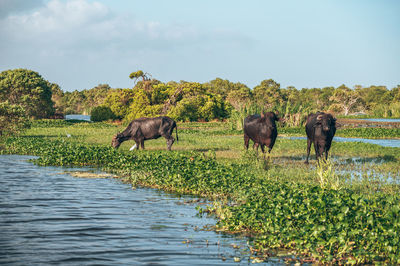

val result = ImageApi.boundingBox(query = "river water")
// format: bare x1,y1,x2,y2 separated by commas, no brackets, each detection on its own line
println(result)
359,118,400,123
65,114,91,121
0,155,274,265
283,136,400,148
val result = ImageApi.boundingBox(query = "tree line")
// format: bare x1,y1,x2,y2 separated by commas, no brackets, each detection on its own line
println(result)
1,68,400,134
54,71,400,125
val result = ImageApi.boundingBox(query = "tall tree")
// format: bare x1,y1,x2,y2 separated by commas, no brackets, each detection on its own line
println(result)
252,79,284,110
0,69,55,118
392,85,400,102
83,84,112,110
205,78,249,100
357,85,391,110
330,85,361,115
103,89,135,119
129,70,152,91
49,82,64,114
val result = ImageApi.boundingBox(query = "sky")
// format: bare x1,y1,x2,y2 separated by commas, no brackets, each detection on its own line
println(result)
0,0,399,92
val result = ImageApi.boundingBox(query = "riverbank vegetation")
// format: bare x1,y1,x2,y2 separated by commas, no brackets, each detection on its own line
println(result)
2,68,400,137
1,67,400,263
1,120,399,264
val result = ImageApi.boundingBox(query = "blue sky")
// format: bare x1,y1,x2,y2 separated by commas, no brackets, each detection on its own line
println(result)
0,0,399,91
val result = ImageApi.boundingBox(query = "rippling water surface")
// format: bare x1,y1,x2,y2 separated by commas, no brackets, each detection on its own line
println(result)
282,136,400,148
0,155,267,265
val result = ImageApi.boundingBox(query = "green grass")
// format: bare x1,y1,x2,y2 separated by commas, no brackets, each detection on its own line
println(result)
1,119,400,264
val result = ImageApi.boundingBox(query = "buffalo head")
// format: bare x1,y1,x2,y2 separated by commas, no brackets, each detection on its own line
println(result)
111,132,123,149
261,112,280,122
316,114,336,131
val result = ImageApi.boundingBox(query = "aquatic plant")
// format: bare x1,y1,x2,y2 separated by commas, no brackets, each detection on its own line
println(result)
2,135,400,264
316,158,341,190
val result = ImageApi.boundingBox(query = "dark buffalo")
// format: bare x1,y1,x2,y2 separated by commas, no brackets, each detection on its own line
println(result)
305,112,336,163
111,116,178,150
244,112,280,153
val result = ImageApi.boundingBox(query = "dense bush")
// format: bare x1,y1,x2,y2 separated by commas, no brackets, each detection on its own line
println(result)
0,68,55,118
90,106,115,122
0,102,30,135
168,94,228,122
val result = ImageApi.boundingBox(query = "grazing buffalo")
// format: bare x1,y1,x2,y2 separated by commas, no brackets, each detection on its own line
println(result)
244,112,280,154
111,116,178,150
305,112,336,163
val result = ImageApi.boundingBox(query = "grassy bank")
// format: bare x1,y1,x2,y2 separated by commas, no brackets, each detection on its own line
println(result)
1,120,400,263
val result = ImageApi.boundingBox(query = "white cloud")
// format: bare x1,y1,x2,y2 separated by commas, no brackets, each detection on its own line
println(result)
0,0,251,90
0,0,43,18
1,0,247,50
3,0,113,40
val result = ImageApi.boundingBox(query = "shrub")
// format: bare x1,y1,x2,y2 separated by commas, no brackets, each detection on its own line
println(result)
90,106,115,122
0,102,30,135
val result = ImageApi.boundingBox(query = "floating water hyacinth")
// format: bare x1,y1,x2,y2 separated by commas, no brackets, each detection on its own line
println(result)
2,121,400,264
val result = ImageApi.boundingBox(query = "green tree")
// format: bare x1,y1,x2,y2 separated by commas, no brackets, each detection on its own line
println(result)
103,89,135,119
90,106,115,122
0,69,55,118
129,70,153,91
129,70,151,83
167,82,229,121
357,85,391,110
329,85,361,115
205,78,250,100
83,84,111,110
226,86,252,111
62,90,86,114
252,79,285,110
49,82,65,114
392,85,400,102
124,83,175,120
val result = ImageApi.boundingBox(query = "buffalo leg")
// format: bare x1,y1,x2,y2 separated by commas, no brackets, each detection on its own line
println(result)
253,142,259,154
268,138,276,153
140,139,145,150
244,134,250,150
314,142,320,161
325,142,332,160
260,144,265,153
166,137,174,151
305,138,311,164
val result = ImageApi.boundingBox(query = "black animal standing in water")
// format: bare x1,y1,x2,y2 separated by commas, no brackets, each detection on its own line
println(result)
243,112,280,154
305,112,337,163
111,116,178,150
